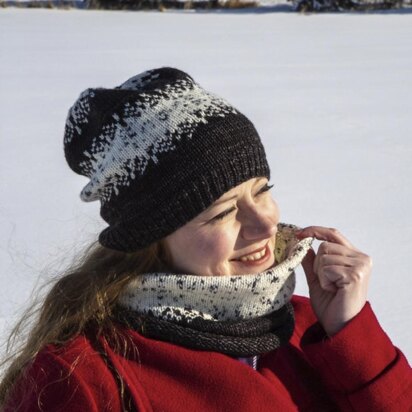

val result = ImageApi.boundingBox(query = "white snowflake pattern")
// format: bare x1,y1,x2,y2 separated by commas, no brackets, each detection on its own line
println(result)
79,80,238,203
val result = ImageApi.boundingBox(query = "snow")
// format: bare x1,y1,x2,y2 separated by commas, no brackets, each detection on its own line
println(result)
0,8,411,362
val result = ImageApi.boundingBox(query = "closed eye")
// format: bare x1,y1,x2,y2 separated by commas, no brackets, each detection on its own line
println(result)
211,183,274,222
256,183,274,195
212,206,237,221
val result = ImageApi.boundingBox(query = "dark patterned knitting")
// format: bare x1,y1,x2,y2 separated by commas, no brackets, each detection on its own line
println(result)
64,67,270,252
114,303,294,357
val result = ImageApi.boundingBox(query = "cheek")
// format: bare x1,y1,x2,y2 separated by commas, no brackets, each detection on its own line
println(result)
168,226,235,275
192,229,234,265
266,197,280,221
268,195,279,209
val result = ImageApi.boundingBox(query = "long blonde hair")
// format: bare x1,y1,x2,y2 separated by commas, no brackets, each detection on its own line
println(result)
0,239,171,407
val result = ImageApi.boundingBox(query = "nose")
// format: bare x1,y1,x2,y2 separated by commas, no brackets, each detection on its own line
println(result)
239,205,278,241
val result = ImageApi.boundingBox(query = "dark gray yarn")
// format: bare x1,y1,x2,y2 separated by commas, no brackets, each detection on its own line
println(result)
114,302,295,357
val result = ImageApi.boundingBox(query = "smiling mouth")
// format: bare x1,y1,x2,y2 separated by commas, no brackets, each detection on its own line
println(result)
232,243,272,266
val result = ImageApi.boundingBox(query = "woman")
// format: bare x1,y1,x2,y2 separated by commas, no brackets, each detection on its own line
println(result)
1,67,410,411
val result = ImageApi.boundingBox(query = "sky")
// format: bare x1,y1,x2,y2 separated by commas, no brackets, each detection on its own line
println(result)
0,7,411,361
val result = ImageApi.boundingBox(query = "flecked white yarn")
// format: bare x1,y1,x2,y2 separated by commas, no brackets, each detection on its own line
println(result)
75,77,238,203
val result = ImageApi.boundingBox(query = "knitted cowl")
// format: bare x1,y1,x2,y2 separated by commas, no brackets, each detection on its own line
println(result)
115,223,314,357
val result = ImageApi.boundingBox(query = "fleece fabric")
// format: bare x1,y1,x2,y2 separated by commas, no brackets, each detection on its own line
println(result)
4,295,412,412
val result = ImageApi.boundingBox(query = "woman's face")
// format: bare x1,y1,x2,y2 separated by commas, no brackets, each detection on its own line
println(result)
164,177,280,276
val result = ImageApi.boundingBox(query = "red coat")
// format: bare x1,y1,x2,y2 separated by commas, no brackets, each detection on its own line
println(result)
5,296,412,411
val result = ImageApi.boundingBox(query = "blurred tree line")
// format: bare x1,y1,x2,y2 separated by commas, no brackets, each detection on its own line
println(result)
2,0,410,11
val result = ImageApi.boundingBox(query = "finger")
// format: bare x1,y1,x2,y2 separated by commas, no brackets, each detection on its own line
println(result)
319,265,351,290
301,247,319,288
318,266,350,292
296,226,359,251
314,252,362,275
317,241,360,258
318,279,338,293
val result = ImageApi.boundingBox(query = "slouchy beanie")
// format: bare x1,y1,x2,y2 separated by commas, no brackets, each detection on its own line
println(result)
64,67,270,252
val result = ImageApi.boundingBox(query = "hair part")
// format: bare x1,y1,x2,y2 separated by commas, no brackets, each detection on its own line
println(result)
0,239,171,407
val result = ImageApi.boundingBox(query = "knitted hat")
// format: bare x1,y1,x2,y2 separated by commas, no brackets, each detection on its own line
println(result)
64,67,270,252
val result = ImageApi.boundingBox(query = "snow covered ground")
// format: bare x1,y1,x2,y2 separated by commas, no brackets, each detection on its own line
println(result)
0,8,411,361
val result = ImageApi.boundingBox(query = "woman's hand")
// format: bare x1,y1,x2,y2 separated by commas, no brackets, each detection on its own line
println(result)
295,226,372,337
